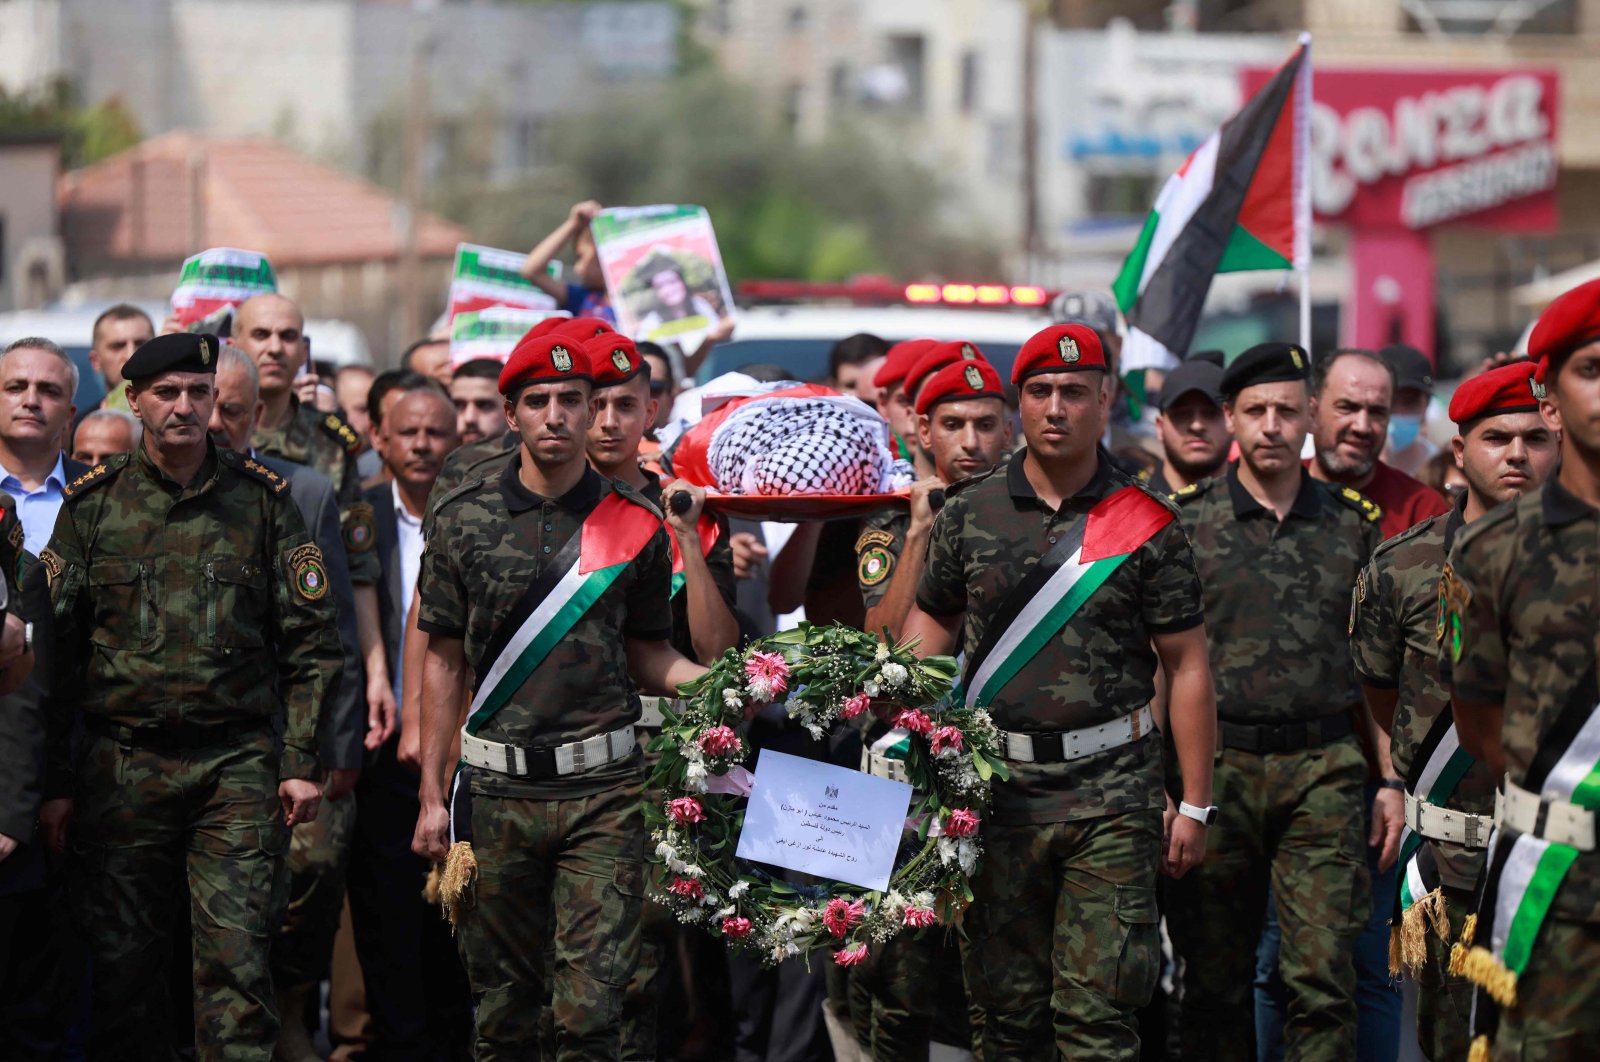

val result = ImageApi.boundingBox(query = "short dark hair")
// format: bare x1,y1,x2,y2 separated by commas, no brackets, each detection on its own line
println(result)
367,369,432,430
636,341,672,387
1311,347,1396,397
451,357,503,383
91,303,153,345
827,333,890,380
399,337,448,372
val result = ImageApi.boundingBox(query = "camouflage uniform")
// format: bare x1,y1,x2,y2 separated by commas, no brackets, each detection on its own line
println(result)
916,450,1204,1060
855,507,909,614
1349,499,1496,1061
1447,479,1600,1058
418,455,672,1061
43,444,342,1062
1168,465,1381,1062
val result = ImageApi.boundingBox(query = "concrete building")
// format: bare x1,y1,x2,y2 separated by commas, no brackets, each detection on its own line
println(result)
0,133,63,313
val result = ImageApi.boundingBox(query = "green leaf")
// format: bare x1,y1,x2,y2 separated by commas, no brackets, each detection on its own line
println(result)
971,751,993,782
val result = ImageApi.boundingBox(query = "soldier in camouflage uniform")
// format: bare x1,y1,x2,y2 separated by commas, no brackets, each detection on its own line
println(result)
1350,360,1558,1061
1446,277,1600,1059
848,356,1011,1061
1167,342,1386,1062
41,332,343,1062
902,324,1217,1060
412,332,708,1060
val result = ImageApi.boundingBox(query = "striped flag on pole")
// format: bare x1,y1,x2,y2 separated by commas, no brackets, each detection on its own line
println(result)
1113,35,1312,374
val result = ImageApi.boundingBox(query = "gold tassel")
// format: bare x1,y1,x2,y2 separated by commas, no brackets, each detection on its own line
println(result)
1450,912,1479,976
1460,912,1478,947
438,841,478,928
423,863,442,905
1388,922,1405,978
1391,887,1449,976
1458,945,1518,1007
1467,1034,1491,1062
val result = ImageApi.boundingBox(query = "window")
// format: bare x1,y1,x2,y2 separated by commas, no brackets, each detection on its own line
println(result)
959,51,980,113
887,34,925,112
1086,173,1159,217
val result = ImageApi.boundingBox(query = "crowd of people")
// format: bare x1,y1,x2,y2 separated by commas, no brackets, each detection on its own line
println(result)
0,220,1596,1062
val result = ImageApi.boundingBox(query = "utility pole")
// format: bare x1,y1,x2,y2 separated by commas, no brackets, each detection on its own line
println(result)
397,0,437,353
1020,0,1044,271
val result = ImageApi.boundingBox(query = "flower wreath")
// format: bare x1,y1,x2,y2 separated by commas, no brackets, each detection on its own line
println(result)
646,623,1009,966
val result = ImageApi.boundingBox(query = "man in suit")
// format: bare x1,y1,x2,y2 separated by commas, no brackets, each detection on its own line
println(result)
348,383,473,1060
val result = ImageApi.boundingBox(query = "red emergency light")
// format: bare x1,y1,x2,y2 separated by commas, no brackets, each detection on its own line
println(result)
738,277,1059,308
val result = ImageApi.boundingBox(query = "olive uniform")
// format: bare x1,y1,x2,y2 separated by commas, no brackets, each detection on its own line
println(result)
418,456,672,1060
916,449,1204,1059
1168,465,1381,1062
44,443,342,1062
1446,479,1600,1059
1349,499,1496,1061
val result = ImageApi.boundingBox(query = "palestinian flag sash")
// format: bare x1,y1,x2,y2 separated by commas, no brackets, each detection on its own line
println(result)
962,486,1173,708
1460,666,1600,1058
668,514,721,599
1390,707,1476,974
464,490,662,738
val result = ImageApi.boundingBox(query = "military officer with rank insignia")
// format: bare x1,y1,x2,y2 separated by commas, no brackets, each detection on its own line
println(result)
40,331,343,1062
412,331,709,1060
1167,341,1387,1062
1446,276,1600,1059
1350,360,1558,1061
901,323,1217,1060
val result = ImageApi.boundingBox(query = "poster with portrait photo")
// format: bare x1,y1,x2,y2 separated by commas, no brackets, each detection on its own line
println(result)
590,205,735,352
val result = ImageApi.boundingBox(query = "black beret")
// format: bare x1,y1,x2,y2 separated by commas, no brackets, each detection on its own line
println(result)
1220,342,1309,399
122,333,221,382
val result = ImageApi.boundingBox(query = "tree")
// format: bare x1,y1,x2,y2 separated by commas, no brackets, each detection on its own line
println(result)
0,79,141,168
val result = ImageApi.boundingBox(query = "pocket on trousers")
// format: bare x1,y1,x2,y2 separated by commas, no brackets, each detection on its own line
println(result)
194,822,286,935
596,857,646,988
1112,883,1161,1007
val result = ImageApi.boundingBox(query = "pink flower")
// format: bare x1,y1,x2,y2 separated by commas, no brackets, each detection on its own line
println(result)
668,877,704,901
841,693,872,720
943,808,979,839
699,726,742,757
744,651,790,696
930,726,964,754
667,796,705,827
903,906,937,929
895,709,934,735
833,942,869,966
822,897,865,938
722,916,752,939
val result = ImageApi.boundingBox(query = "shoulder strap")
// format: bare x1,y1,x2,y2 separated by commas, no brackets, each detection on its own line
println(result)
62,454,127,500
319,411,363,456
222,450,292,496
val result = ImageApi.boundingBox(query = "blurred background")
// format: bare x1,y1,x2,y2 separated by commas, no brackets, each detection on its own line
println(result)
1,0,1597,378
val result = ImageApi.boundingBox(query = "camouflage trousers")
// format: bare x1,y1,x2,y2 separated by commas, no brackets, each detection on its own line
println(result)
455,780,645,1061
961,807,1163,1061
1168,737,1368,1062
67,726,288,1062
1411,881,1475,1062
1487,915,1600,1061
271,788,356,986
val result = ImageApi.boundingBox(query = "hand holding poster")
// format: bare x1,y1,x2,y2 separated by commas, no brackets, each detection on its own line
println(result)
447,243,558,322
449,306,565,363
170,248,278,330
590,205,735,352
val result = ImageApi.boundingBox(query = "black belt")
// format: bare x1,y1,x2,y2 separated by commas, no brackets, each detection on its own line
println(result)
85,716,271,750
1219,713,1352,755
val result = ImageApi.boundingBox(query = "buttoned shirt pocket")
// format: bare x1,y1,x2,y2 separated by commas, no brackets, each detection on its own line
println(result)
203,556,269,648
88,558,153,649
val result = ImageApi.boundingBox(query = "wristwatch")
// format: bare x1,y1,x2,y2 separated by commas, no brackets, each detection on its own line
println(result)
1378,777,1406,792
1178,801,1219,826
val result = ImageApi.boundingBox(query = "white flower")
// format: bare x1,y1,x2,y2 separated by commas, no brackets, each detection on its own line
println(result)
957,840,978,876
937,837,959,867
874,643,890,662
936,745,960,760
684,744,704,764
700,889,720,907
682,864,705,880
681,907,706,923
748,677,778,702
686,762,709,792
879,663,909,688
723,689,744,710
912,890,935,908
655,841,677,863
863,680,881,698
804,722,824,741
790,908,816,932
729,881,750,899
714,905,737,921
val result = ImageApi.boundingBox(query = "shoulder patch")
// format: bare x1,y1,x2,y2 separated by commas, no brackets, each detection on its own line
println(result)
612,478,664,521
859,545,893,587
230,453,292,495
288,543,329,601
62,457,122,500
342,501,377,553
1336,485,1383,523
318,412,363,456
7,517,21,553
40,546,62,587
1436,561,1472,661
855,528,896,555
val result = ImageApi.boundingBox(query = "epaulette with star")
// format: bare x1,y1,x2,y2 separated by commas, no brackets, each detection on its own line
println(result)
1168,477,1217,505
319,411,364,456
1333,485,1383,523
222,449,291,495
62,455,127,500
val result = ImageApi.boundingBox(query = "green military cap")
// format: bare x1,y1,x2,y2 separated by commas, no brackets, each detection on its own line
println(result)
122,332,220,381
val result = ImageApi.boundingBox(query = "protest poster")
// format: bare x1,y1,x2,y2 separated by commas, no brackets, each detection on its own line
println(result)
169,248,278,330
589,205,735,351
447,242,558,323
449,306,564,364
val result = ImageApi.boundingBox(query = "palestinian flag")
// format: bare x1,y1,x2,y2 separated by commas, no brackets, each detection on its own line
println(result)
1113,37,1311,374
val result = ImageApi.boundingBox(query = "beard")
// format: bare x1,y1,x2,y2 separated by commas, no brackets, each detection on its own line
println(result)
1164,445,1225,482
1315,443,1376,481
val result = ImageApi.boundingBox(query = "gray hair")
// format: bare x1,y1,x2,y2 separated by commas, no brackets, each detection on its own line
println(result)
217,344,260,403
1,336,82,397
76,406,142,448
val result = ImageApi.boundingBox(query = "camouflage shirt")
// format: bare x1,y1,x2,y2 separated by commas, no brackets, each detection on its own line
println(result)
423,432,518,535
1350,499,1495,891
916,449,1203,826
417,456,673,799
1447,478,1600,923
855,507,910,612
252,398,378,584
1175,464,1381,724
43,444,343,781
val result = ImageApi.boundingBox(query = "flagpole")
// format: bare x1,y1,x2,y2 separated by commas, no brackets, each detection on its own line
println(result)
1296,32,1313,354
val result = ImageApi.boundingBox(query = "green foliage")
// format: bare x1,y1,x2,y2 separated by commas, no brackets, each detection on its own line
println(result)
0,79,141,167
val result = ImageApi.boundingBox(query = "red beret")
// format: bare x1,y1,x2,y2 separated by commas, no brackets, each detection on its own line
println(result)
587,334,644,388
872,338,939,391
1530,276,1600,383
498,333,593,396
1011,324,1106,384
905,340,986,398
1448,361,1544,425
525,315,616,342
915,358,1004,416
